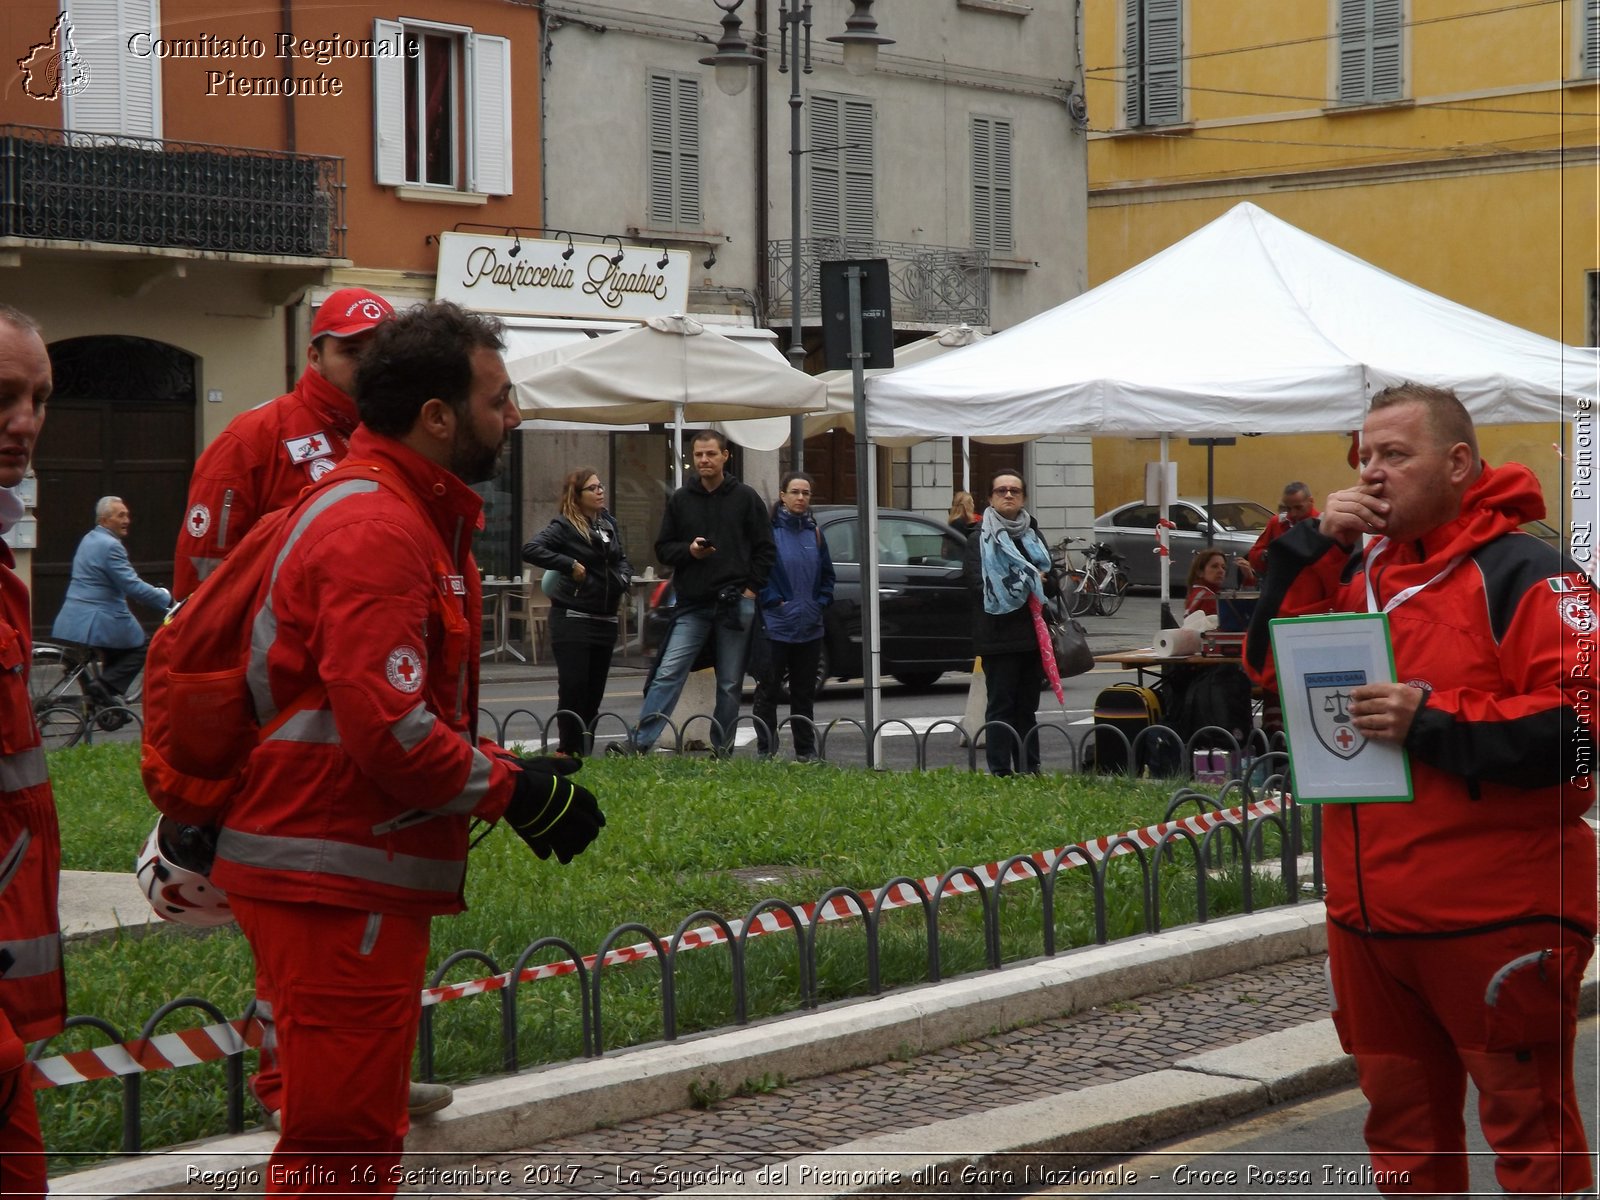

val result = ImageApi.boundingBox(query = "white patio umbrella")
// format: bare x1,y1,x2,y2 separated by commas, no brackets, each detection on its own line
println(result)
508,315,828,483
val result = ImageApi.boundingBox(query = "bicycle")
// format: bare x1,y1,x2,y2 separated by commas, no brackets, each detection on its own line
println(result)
1050,537,1130,617
30,641,143,749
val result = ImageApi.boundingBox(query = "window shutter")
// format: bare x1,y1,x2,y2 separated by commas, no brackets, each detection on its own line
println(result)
990,118,1014,253
1123,0,1141,126
1587,0,1600,75
467,33,511,195
62,0,162,138
675,75,702,226
841,97,875,241
807,94,842,237
1369,0,1402,100
1141,0,1182,125
1336,0,1369,101
372,19,405,186
646,74,676,225
972,117,993,250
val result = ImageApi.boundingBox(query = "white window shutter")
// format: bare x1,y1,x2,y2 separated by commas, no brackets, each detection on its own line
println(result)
62,0,161,138
467,33,511,195
372,19,406,186
675,75,702,226
807,94,842,237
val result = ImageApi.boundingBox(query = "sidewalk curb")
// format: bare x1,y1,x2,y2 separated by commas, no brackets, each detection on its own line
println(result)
57,907,1330,1196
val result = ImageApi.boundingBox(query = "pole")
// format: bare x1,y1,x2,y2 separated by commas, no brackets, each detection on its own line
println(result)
847,265,881,763
786,2,807,472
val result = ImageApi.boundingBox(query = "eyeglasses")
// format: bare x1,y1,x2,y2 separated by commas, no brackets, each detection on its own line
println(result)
991,486,1024,497
581,484,605,493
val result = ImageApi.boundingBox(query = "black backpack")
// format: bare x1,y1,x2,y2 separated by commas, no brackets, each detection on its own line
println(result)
1166,665,1254,751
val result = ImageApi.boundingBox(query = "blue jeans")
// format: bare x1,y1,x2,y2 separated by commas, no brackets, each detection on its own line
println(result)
635,598,755,752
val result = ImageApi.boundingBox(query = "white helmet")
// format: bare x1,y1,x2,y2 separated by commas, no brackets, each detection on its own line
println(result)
135,818,234,928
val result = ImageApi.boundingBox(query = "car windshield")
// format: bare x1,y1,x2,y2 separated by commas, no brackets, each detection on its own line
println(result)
1208,502,1275,532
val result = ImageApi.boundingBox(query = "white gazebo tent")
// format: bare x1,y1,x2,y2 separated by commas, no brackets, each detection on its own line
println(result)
869,202,1599,594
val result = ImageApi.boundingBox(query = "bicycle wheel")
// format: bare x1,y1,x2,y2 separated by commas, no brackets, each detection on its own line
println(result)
1096,567,1129,616
30,644,87,712
35,705,87,751
1066,571,1095,617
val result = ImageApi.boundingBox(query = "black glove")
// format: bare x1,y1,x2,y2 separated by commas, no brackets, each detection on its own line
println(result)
503,758,605,864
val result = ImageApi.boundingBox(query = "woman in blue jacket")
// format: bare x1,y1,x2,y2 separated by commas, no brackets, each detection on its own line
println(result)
753,472,835,760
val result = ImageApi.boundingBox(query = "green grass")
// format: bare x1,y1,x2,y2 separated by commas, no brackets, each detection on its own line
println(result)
42,744,1295,1165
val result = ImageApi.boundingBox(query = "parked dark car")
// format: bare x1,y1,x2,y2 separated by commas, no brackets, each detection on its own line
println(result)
1093,495,1276,592
643,506,975,689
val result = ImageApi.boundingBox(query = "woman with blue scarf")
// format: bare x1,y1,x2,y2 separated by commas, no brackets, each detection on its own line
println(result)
753,471,835,760
963,471,1055,776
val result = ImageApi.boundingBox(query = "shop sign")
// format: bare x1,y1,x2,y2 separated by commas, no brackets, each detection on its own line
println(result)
433,232,690,320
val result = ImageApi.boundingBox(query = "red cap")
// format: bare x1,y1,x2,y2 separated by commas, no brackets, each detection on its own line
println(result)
311,288,394,341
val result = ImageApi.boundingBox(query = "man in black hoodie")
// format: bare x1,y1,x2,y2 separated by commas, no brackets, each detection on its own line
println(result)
624,431,775,755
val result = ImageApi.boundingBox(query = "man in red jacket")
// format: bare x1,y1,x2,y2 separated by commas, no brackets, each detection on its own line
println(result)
1240,480,1318,580
1246,383,1596,1196
173,287,394,598
212,301,603,1195
0,304,62,1198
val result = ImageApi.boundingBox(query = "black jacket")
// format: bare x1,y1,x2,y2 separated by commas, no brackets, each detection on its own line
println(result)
521,512,632,616
655,473,776,605
963,516,1053,655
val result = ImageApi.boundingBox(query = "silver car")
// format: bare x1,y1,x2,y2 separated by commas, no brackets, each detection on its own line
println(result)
1093,495,1277,592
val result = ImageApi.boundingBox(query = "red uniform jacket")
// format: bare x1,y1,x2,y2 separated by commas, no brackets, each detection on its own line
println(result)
173,369,359,598
212,432,516,916
1244,507,1320,577
1245,462,1597,939
0,543,64,1051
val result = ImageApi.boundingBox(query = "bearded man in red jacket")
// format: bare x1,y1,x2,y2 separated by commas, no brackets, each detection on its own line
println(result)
1246,382,1596,1196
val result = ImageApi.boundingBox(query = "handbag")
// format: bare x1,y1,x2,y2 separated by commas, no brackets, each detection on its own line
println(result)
1047,608,1095,678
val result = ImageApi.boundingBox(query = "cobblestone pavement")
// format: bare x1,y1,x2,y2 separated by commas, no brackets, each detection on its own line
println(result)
410,956,1329,1196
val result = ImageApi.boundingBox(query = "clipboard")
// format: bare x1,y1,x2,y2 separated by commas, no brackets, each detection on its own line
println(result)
1268,612,1413,804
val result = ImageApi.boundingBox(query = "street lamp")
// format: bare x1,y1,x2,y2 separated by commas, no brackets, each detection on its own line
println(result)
701,0,892,472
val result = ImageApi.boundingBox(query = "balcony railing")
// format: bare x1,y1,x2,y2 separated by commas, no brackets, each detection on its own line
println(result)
0,124,344,259
768,237,989,327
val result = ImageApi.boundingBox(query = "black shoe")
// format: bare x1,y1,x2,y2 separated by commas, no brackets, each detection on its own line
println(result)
605,739,645,757
95,709,131,732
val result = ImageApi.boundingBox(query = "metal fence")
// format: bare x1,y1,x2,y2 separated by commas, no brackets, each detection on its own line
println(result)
766,237,989,327
35,718,1311,1155
0,123,345,258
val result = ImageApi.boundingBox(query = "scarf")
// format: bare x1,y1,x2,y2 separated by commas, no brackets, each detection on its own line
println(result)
979,506,1051,614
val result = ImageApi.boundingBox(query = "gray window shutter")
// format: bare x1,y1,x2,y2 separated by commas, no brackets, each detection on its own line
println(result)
808,94,842,237
841,98,875,241
1336,0,1370,101
972,116,1014,254
675,75,703,226
467,33,511,195
1124,0,1182,127
373,19,405,186
62,0,162,138
1369,0,1402,101
646,73,702,228
1587,0,1600,75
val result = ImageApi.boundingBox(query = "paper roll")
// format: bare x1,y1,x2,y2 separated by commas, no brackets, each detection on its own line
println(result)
1154,628,1202,658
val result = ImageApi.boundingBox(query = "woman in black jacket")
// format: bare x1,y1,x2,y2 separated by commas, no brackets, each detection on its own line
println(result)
963,470,1054,776
522,467,633,756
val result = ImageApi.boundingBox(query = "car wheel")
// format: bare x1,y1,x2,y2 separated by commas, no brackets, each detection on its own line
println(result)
892,670,942,689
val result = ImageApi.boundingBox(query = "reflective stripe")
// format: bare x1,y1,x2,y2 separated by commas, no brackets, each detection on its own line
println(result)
0,932,61,980
217,488,235,550
0,747,48,791
247,479,381,721
391,704,436,754
255,998,277,1050
191,557,225,584
360,913,382,956
447,747,494,814
0,829,30,897
267,709,340,745
216,828,464,894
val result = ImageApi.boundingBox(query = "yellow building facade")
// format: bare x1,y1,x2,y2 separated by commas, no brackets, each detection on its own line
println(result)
1083,0,1599,529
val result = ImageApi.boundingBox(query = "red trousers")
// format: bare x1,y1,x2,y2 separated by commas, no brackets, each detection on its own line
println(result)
0,1022,46,1197
1327,920,1593,1196
231,896,429,1198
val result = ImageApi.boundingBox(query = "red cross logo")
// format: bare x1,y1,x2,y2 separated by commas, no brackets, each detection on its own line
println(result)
1334,726,1355,751
385,645,424,694
185,503,211,538
305,435,324,455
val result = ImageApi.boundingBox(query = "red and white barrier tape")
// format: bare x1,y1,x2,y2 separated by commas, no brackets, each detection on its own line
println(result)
31,794,1284,1088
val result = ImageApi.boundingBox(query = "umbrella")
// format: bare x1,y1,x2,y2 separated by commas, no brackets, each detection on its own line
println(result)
507,315,828,483
1028,593,1065,708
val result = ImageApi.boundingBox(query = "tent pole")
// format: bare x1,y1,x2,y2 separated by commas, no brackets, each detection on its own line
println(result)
847,266,882,763
673,406,684,488
1159,433,1173,619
